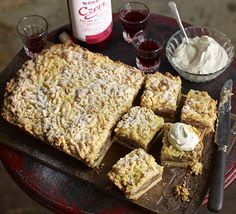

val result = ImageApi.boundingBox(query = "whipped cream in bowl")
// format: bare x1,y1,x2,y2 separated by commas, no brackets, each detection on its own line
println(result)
168,122,199,151
166,26,235,82
173,35,229,75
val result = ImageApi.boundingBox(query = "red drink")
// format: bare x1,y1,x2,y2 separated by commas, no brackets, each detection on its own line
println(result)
137,40,163,68
124,11,146,22
25,33,46,54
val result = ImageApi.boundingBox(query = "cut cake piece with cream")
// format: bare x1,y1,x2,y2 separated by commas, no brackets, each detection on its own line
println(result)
160,123,204,169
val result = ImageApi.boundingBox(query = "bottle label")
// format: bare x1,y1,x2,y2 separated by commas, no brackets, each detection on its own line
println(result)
69,0,112,44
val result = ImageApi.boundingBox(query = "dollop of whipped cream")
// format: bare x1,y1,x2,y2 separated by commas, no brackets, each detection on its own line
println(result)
173,35,229,74
168,123,199,151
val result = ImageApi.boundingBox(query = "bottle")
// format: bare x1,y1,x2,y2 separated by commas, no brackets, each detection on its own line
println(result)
67,0,112,44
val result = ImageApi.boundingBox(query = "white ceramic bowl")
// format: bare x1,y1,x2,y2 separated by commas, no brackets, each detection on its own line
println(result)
166,26,235,82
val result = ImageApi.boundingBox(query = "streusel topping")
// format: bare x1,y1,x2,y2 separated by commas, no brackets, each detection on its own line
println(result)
115,106,164,146
141,72,182,111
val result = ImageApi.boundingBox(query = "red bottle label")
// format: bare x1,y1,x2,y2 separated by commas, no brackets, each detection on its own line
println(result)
68,0,112,44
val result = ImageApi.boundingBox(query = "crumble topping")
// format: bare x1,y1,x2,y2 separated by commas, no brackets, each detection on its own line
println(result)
140,72,182,112
115,106,164,147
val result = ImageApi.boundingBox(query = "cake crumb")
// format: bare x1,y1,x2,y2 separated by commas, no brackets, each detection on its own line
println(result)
219,89,233,108
174,180,190,202
191,162,203,175
95,163,104,174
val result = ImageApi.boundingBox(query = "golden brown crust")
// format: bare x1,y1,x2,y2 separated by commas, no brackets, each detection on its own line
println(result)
140,72,182,122
1,43,145,168
107,148,163,200
181,89,217,134
160,123,204,168
114,106,164,150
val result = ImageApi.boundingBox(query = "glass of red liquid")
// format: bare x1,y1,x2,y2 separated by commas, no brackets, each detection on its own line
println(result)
119,2,150,43
17,15,48,58
132,28,165,73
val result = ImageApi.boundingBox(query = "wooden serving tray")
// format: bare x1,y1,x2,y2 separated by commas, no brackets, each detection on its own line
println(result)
0,16,236,213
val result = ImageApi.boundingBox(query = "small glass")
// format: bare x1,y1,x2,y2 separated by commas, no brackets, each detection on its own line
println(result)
119,2,150,43
132,28,165,73
17,15,48,58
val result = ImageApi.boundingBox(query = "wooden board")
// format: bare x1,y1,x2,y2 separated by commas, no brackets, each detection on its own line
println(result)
0,15,236,213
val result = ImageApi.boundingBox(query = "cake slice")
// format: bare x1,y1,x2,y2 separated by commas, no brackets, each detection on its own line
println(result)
114,106,164,151
140,72,182,122
107,148,163,200
161,123,204,168
181,89,217,134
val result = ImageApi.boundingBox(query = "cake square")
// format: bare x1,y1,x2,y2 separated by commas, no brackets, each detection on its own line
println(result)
107,148,163,200
114,106,164,150
140,72,182,122
1,44,145,168
181,89,217,134
160,123,204,168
